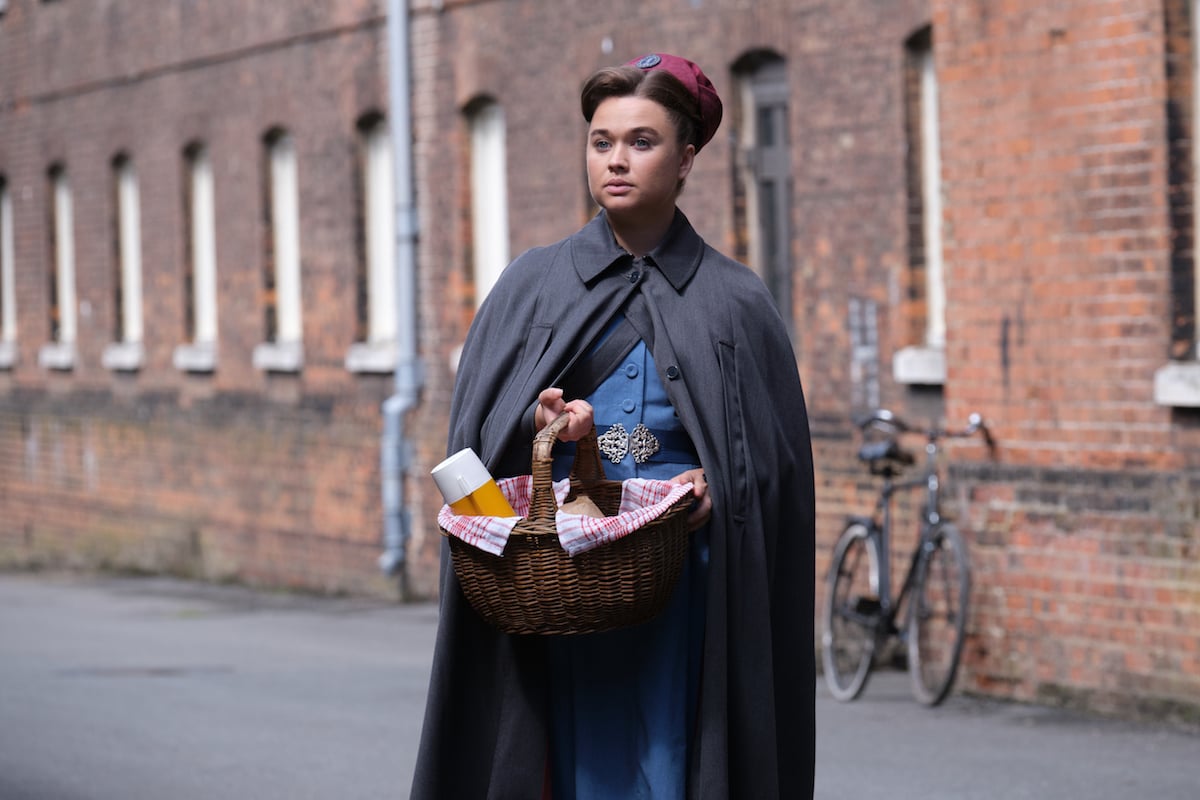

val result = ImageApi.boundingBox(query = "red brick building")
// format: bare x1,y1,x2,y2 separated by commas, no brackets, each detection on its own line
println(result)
1,0,1197,720
0,0,402,595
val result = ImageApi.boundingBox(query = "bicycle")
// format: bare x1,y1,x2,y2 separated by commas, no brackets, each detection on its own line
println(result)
821,408,995,706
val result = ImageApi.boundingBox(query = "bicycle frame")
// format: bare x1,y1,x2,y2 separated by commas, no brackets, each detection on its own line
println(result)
866,437,943,629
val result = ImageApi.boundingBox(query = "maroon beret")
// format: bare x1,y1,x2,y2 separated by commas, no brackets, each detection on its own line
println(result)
627,53,723,151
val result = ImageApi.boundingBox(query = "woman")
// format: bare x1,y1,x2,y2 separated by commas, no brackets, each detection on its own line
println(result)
412,53,815,799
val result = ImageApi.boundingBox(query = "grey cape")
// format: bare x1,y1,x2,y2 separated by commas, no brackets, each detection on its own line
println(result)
411,210,815,799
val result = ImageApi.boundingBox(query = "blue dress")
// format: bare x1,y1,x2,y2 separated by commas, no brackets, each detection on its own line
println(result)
548,338,709,800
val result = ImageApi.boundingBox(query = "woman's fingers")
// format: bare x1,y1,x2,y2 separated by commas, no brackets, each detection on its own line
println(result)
559,399,594,441
535,387,566,430
536,389,594,440
668,468,711,531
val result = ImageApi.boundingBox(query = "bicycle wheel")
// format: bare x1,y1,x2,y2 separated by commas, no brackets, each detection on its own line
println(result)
821,521,882,701
907,523,970,706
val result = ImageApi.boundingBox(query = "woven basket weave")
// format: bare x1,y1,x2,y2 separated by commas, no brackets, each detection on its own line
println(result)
445,413,694,635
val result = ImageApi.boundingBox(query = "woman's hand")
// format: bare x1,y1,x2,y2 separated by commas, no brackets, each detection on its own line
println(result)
534,388,594,442
670,468,711,531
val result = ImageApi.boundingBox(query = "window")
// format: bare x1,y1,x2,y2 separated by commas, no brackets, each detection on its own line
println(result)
102,155,144,371
38,165,76,370
1155,0,1200,406
848,296,882,413
735,55,793,335
0,176,15,368
345,114,397,373
174,143,218,373
468,99,509,308
894,27,947,386
253,129,304,372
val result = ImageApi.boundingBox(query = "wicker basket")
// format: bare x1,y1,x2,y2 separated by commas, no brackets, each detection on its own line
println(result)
445,413,694,635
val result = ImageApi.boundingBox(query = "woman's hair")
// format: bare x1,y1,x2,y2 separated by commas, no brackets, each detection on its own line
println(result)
580,66,701,152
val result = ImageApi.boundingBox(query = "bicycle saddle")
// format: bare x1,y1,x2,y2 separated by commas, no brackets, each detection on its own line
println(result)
857,439,915,476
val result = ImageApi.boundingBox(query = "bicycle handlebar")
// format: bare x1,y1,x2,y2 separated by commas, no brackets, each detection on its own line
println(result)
961,412,997,451
855,408,996,452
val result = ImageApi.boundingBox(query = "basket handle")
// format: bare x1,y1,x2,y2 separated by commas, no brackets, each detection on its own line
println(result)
528,413,605,523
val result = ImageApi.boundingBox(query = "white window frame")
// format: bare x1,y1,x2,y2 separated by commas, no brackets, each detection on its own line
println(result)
39,169,76,370
174,145,218,373
920,48,946,350
737,78,763,286
253,132,304,372
103,158,145,371
469,101,509,308
894,41,948,386
0,178,15,368
345,118,398,373
1154,1,1200,406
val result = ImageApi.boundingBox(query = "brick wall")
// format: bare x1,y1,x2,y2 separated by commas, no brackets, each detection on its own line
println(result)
930,0,1200,718
952,461,1200,721
0,0,410,597
0,387,391,594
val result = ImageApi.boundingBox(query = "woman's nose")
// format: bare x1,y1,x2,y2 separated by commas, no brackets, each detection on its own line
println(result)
607,143,628,170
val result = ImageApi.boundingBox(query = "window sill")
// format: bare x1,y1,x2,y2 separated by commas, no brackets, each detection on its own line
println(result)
1153,361,1200,407
345,341,397,374
38,342,75,371
173,341,216,373
253,341,304,373
0,341,15,369
893,345,946,386
102,341,144,372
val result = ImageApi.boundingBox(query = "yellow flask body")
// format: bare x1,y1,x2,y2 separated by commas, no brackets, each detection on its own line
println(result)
447,478,515,517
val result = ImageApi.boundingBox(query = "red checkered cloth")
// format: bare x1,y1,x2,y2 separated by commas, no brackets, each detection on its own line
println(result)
438,476,694,557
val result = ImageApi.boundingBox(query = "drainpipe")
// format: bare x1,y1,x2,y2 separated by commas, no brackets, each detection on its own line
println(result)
379,0,423,597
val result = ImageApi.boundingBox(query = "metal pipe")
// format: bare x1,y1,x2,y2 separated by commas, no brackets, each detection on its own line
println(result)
378,0,423,595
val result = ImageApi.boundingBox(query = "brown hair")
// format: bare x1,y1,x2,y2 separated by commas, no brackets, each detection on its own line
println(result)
580,66,701,151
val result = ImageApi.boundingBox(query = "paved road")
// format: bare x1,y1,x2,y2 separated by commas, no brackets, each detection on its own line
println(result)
0,573,435,800
1,572,1196,799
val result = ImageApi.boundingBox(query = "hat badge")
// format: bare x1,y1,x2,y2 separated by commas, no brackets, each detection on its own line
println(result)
634,54,662,69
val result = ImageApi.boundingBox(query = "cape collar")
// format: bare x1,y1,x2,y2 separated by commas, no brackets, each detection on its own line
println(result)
570,209,705,292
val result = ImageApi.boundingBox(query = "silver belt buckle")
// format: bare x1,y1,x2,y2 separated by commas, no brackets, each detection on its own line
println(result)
597,423,661,464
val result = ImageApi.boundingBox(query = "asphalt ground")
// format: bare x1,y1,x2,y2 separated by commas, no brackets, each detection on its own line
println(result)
1,572,1196,799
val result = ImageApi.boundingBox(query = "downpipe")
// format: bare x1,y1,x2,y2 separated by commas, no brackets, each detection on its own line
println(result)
379,367,420,596
378,0,422,598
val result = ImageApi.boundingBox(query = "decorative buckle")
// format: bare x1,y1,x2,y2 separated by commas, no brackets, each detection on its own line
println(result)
597,423,661,464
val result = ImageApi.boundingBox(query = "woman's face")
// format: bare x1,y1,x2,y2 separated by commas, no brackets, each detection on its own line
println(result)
587,95,695,225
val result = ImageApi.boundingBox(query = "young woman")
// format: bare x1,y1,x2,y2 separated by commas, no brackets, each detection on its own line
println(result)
412,54,815,799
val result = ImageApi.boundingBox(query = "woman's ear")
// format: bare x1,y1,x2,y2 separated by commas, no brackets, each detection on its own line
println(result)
677,143,696,182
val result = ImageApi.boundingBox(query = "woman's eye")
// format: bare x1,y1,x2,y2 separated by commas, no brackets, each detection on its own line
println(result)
634,138,651,149
593,140,610,151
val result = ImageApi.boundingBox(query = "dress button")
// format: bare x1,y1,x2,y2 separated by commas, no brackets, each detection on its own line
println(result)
624,364,639,378
621,399,636,413
628,270,641,283
666,365,680,380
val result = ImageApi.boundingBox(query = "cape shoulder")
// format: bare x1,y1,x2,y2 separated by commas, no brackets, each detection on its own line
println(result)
491,239,573,298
